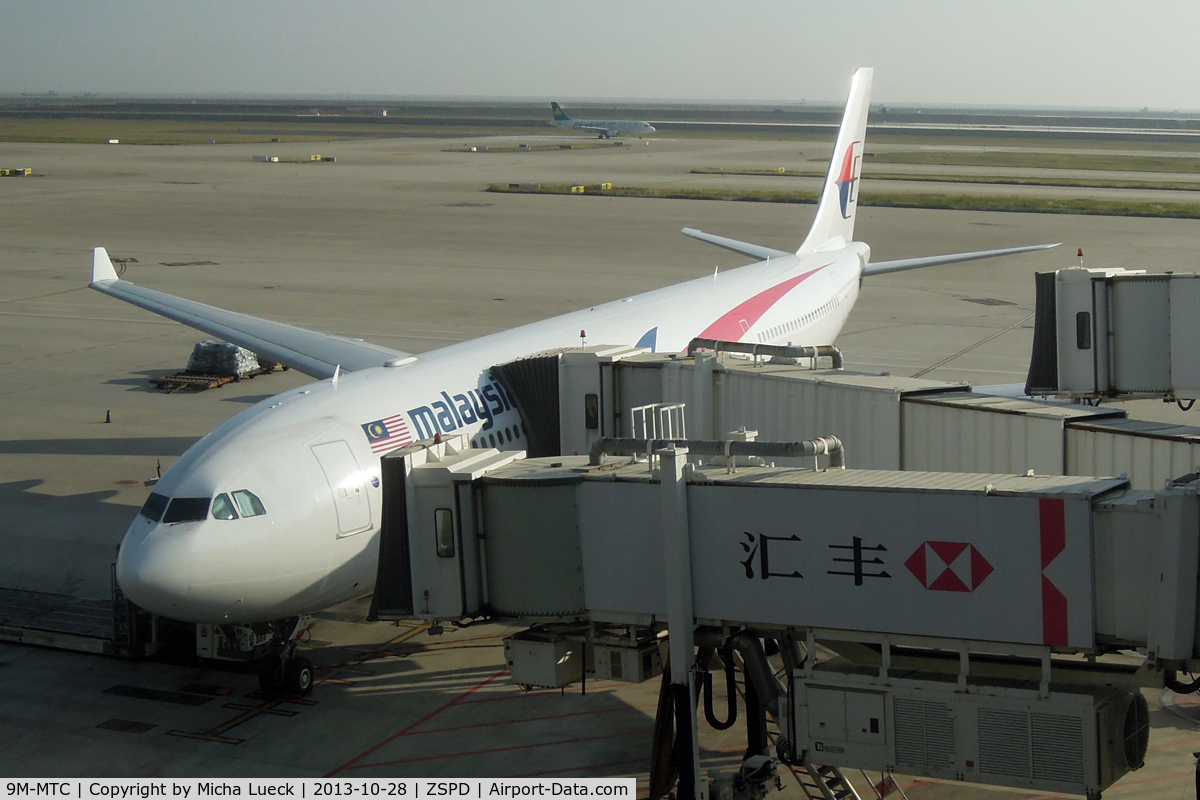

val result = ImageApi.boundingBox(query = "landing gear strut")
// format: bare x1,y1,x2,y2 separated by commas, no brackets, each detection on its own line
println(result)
256,616,315,697
258,651,314,697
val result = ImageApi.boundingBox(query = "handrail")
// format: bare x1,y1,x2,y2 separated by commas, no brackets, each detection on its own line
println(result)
589,435,845,469
687,337,843,369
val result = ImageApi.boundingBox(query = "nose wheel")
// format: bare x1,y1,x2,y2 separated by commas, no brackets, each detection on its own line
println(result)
258,653,314,697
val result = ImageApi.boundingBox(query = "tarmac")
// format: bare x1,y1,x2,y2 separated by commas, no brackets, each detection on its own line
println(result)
3,132,1200,795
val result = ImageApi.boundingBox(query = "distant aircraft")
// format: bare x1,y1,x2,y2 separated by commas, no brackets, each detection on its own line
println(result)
550,101,656,138
92,67,1055,693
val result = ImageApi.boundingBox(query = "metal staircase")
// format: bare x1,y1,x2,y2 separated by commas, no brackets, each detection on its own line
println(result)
796,766,908,800
798,765,861,800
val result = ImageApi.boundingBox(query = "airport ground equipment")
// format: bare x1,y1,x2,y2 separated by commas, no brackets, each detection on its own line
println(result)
0,566,156,658
1027,265,1200,405
371,427,1200,799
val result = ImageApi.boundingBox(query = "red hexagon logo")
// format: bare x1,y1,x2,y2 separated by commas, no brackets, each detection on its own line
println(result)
904,541,994,592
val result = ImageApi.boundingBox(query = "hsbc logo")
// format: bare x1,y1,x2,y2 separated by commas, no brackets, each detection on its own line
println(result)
904,541,994,593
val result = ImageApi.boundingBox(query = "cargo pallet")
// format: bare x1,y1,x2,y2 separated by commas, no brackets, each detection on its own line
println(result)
149,365,281,392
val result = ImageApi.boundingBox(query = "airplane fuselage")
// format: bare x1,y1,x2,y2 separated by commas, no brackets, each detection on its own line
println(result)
551,119,656,137
116,244,867,623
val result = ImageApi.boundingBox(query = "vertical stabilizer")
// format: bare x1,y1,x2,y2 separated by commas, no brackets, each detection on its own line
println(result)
798,68,873,253
551,102,571,121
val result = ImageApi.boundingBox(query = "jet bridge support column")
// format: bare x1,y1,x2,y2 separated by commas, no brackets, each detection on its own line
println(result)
660,444,704,800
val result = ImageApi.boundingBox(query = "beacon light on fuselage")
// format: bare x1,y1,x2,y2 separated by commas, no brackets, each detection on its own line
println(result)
97,68,1058,626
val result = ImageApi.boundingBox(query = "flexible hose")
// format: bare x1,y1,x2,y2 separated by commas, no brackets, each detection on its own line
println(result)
1165,670,1200,694
702,646,738,730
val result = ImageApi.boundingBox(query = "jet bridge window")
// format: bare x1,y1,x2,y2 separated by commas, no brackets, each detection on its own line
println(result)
162,497,211,524
232,489,267,518
211,493,238,521
139,492,169,522
1076,311,1092,349
434,508,455,558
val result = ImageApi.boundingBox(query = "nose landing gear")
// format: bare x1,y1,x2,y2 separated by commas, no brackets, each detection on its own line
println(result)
258,652,315,697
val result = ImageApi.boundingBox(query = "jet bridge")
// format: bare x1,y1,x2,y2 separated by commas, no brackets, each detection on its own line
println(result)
371,432,1200,800
1027,265,1200,405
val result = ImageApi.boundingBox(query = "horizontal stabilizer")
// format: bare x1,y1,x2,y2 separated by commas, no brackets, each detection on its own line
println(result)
862,243,1060,277
88,248,414,379
681,228,790,261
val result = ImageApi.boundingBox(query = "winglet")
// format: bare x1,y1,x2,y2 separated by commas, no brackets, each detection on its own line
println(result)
92,247,119,283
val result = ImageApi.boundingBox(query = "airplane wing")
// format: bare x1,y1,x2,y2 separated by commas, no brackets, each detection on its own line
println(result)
681,228,791,261
862,243,1060,276
88,247,415,379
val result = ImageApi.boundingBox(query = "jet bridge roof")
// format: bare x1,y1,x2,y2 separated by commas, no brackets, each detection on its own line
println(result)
481,455,1129,499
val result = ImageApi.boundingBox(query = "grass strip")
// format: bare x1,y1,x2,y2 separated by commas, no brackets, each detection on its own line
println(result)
0,117,553,145
488,183,1200,219
691,166,1200,192
865,150,1200,174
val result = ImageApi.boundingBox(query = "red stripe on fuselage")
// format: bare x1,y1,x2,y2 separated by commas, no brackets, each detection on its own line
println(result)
697,266,828,342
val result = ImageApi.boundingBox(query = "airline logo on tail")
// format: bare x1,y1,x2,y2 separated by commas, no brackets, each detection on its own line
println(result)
836,140,862,219
551,102,570,121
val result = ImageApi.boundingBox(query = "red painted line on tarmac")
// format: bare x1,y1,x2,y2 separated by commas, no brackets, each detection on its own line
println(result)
351,728,652,770
409,702,657,736
324,668,507,777
511,757,647,778
457,681,627,702
1148,733,1200,751
912,767,1194,800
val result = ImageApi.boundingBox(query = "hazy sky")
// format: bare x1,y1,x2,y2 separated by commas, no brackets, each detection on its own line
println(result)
3,1,1197,109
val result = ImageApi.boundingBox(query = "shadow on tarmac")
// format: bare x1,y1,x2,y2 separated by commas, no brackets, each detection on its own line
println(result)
0,437,199,456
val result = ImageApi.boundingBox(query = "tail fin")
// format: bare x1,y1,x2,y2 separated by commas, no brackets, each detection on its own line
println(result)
551,102,570,121
798,67,873,253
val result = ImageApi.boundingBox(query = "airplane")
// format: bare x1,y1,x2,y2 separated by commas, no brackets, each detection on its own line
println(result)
94,67,1056,694
550,101,656,138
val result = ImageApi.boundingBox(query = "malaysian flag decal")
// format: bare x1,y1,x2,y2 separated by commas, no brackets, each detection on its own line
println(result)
362,414,414,454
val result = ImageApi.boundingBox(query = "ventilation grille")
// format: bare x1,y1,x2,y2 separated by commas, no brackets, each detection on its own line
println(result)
893,698,924,766
893,697,955,774
979,709,1031,778
1032,713,1084,785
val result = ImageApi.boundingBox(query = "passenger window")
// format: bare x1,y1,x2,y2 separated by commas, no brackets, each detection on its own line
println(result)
212,493,238,520
435,508,455,558
232,490,266,517
139,492,169,522
489,433,496,447
163,497,211,524
505,427,513,443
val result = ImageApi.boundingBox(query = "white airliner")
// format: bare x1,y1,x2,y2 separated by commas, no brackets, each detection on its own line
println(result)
95,68,1054,675
550,101,656,138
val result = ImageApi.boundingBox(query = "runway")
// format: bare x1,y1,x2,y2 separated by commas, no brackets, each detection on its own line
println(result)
2,132,1200,795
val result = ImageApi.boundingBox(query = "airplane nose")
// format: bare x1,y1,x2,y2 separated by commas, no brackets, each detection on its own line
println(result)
116,524,194,616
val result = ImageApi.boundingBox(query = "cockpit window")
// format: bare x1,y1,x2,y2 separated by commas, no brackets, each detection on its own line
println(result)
139,492,169,522
232,490,266,518
162,497,211,524
212,493,239,521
